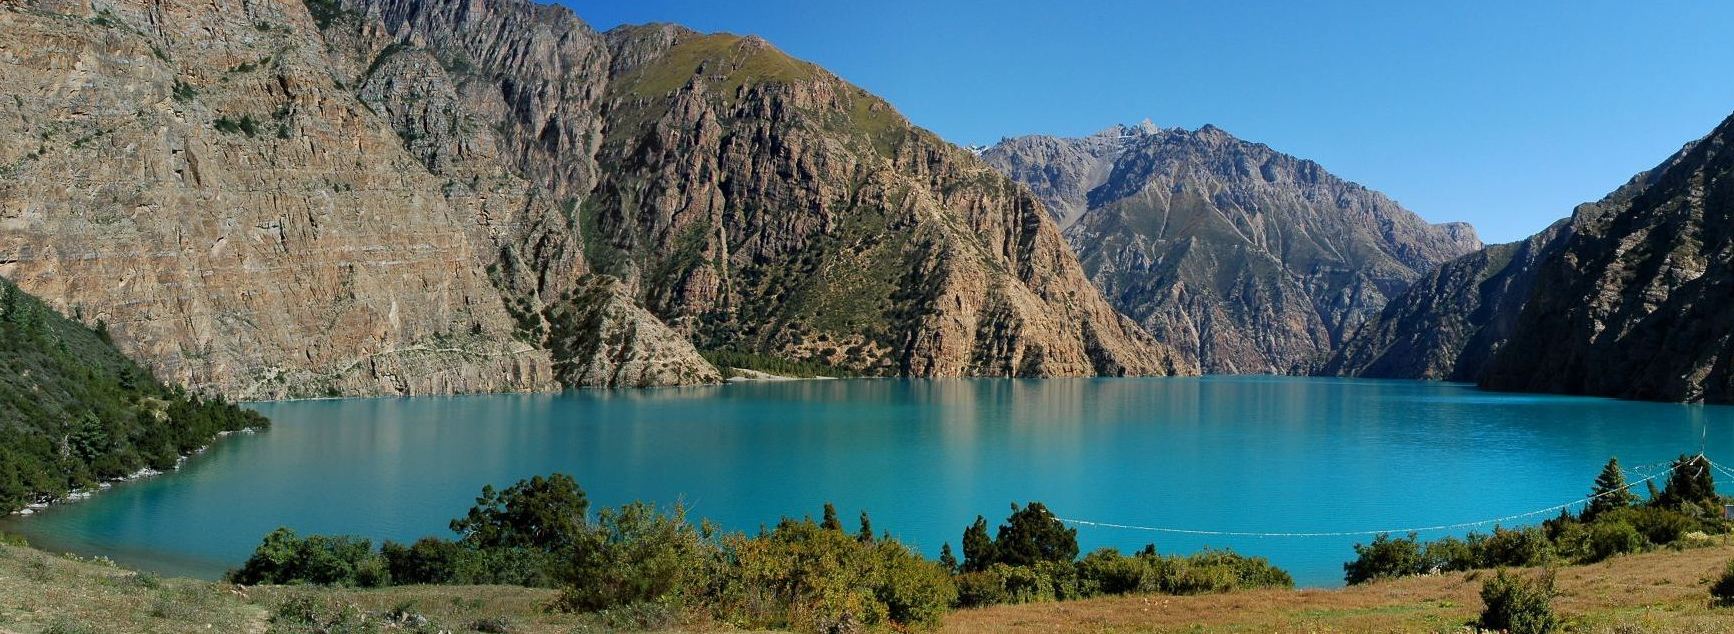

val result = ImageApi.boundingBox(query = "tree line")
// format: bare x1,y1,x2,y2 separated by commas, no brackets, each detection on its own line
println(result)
0,280,269,512
230,475,1291,632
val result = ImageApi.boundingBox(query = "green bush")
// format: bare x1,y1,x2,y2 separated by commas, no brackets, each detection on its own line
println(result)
1076,548,1153,595
227,528,389,587
953,570,1011,608
1479,569,1559,634
554,501,719,612
712,517,955,631
1711,559,1734,607
451,546,560,587
381,537,461,585
1344,533,1426,584
1422,535,1476,572
1582,520,1645,562
1478,526,1552,568
1604,506,1702,545
451,473,589,553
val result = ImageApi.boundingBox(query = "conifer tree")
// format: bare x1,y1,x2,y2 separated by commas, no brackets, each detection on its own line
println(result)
821,503,841,531
857,511,874,543
1657,454,1718,510
938,542,959,572
961,515,995,572
993,502,1078,566
1583,457,1638,520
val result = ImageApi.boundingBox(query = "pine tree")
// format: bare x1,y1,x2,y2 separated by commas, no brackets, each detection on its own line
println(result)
1583,457,1637,520
821,503,841,531
857,511,873,543
961,515,995,572
993,501,1078,567
938,542,959,572
1657,454,1718,510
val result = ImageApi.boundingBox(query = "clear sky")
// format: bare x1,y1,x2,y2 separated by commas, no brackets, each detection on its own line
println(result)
567,0,1734,244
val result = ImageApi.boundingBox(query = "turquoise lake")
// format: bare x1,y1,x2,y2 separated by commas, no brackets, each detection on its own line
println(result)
6,376,1734,587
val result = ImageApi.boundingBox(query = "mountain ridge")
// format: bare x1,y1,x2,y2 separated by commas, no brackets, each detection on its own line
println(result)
1328,116,1734,404
982,122,1479,374
0,0,1189,400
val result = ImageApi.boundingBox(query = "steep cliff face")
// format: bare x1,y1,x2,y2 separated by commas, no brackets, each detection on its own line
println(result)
0,0,1183,400
1327,122,1722,403
1322,221,1569,380
334,2,1188,378
0,0,560,399
1478,116,1734,402
322,18,721,388
983,125,1479,374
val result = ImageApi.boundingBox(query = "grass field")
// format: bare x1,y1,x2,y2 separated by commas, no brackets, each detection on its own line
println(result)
4,538,1734,632
944,543,1734,633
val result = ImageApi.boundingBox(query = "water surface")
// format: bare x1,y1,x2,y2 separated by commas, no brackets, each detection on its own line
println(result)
7,376,1732,587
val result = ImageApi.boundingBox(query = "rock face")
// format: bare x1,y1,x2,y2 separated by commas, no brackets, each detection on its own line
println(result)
0,0,1185,400
1328,115,1734,404
0,0,561,399
983,125,1479,374
1321,220,1570,380
1478,117,1734,402
327,2,1187,378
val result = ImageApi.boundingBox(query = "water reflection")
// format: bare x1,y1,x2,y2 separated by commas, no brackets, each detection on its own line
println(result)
4,377,1730,587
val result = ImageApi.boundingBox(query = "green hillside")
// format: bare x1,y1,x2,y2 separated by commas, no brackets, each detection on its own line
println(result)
0,279,268,512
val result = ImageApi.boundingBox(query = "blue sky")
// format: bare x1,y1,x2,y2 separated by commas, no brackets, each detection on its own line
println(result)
568,0,1734,243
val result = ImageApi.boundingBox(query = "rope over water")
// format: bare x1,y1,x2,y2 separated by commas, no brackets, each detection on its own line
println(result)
1058,457,1706,539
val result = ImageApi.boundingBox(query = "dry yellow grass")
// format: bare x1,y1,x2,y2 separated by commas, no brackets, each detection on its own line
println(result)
5,539,1734,632
944,544,1734,633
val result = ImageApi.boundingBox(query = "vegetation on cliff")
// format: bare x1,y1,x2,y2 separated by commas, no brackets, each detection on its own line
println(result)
0,280,268,513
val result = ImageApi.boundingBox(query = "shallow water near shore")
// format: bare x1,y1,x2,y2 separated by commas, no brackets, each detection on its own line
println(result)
6,376,1734,587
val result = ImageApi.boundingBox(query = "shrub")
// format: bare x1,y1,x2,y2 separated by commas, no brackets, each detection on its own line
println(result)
953,570,1011,608
991,502,1078,567
1605,506,1702,546
712,517,954,631
449,546,560,587
1479,569,1559,634
1478,527,1552,568
1076,548,1153,595
1344,533,1426,584
1711,559,1734,607
227,527,389,587
1583,520,1645,562
451,474,589,553
1422,535,1476,572
554,501,719,612
381,536,462,585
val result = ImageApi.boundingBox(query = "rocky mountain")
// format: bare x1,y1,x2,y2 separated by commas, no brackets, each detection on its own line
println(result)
0,0,1185,400
1478,117,1734,402
1328,115,1734,404
1320,220,1570,381
982,124,1480,374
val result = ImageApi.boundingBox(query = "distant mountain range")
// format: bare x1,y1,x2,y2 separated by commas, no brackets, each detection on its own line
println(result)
982,123,1480,374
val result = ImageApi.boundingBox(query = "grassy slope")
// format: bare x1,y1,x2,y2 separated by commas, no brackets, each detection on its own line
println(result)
4,538,1734,633
945,542,1734,633
0,539,582,634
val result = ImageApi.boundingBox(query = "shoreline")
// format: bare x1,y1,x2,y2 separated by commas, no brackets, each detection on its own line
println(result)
5,427,262,518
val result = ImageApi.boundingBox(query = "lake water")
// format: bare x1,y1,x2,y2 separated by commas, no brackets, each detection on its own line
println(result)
6,376,1733,587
